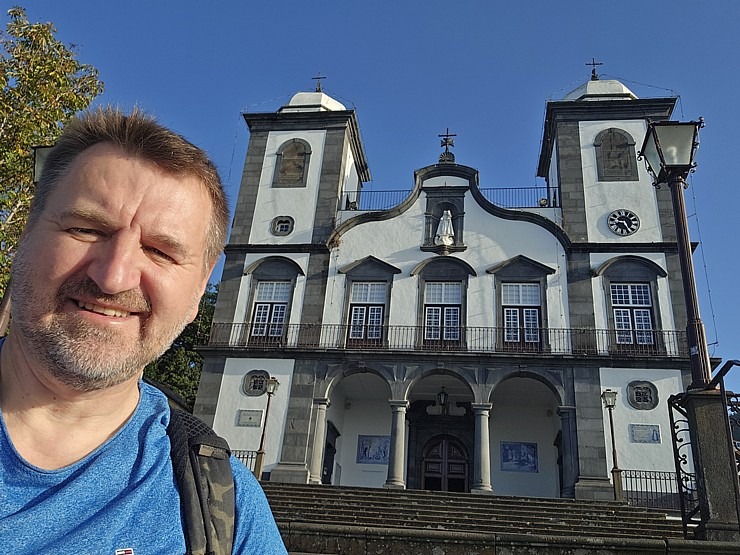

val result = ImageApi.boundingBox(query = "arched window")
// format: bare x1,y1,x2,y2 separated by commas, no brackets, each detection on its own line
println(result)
594,128,638,182
272,139,311,188
243,257,304,344
595,256,667,353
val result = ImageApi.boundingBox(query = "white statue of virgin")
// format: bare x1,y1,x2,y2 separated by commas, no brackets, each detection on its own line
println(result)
434,210,455,246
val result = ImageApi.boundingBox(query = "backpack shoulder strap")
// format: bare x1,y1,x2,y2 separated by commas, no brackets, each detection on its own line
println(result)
167,409,235,555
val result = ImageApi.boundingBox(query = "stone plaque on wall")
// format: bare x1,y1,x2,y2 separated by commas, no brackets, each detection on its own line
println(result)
237,409,263,427
629,424,661,444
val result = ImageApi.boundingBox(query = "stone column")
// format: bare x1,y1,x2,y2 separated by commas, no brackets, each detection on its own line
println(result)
557,406,578,498
308,398,330,485
684,390,740,541
384,400,408,489
471,403,494,494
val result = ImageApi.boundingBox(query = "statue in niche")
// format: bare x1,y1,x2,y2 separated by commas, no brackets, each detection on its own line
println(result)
434,210,455,246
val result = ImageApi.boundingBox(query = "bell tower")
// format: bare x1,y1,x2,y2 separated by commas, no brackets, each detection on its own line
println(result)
194,88,370,426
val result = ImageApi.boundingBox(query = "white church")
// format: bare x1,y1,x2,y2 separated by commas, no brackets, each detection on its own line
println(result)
194,74,691,502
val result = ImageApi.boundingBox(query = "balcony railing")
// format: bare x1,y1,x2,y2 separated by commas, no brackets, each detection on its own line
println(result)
207,323,687,357
623,469,685,511
340,186,552,212
232,449,257,471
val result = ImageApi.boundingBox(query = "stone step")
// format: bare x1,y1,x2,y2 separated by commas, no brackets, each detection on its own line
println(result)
262,482,685,540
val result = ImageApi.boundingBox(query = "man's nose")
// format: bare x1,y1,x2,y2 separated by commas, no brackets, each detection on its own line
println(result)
86,234,142,294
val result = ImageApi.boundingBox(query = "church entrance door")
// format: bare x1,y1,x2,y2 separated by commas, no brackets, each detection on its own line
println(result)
421,435,468,492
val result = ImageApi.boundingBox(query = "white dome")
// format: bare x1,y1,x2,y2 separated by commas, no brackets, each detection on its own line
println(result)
563,79,637,101
279,92,346,112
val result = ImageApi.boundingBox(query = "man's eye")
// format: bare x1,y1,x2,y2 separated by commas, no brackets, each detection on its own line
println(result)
68,227,102,236
146,246,176,263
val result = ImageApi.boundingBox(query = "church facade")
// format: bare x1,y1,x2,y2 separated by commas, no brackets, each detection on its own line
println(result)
194,77,690,501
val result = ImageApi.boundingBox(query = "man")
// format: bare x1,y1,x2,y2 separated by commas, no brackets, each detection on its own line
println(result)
0,108,287,554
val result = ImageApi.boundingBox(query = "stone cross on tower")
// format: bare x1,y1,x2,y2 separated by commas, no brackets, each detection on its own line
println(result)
312,73,326,92
587,58,603,81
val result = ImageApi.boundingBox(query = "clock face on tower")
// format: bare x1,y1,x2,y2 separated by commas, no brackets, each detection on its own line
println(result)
607,209,640,236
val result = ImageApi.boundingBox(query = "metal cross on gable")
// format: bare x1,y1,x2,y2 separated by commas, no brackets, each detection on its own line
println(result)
439,128,456,153
587,58,603,80
312,73,326,92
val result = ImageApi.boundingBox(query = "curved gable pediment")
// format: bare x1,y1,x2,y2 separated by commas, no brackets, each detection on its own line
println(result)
243,256,305,278
593,255,667,279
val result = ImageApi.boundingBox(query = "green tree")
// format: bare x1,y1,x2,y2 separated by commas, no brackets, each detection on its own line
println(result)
145,284,217,410
0,6,104,296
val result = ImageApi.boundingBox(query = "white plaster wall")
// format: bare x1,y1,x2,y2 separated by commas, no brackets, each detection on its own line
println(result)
324,389,347,485
249,130,327,245
342,148,359,194
233,253,310,323
325,189,569,330
423,175,469,187
578,120,661,244
549,142,559,189
333,399,391,487
212,358,294,472
490,400,561,497
589,252,677,334
599,367,684,473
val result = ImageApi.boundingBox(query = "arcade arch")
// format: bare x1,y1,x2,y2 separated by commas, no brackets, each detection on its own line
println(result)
490,376,562,498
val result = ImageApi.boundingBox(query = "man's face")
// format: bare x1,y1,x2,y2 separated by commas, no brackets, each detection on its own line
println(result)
11,142,214,391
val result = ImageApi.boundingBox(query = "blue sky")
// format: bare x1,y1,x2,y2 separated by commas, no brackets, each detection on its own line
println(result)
14,1,740,389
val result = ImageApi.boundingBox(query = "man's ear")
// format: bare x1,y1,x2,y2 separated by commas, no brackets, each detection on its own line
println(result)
187,260,217,323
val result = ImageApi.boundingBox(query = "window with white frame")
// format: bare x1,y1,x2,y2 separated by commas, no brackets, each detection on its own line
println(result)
610,283,654,344
348,282,386,342
424,282,462,343
502,283,541,346
251,281,291,338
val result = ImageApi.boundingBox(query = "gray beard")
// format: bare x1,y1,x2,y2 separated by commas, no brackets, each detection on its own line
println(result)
10,245,195,392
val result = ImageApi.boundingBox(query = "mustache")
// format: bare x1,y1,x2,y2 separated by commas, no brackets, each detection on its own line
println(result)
58,278,151,314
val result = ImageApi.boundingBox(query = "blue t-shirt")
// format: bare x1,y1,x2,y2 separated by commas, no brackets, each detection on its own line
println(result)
0,382,287,554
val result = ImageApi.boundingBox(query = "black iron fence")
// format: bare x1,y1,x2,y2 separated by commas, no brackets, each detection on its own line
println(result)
340,186,552,212
207,323,687,357
622,469,682,510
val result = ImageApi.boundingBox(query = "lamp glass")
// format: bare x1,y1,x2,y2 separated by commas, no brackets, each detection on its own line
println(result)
653,123,697,167
437,388,448,406
640,127,663,178
266,377,279,395
602,389,617,408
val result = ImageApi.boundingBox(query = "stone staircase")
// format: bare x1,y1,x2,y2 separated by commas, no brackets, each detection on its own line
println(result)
262,483,739,554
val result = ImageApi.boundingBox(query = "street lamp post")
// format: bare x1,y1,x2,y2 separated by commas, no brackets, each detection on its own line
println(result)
639,119,711,388
254,376,280,480
601,389,624,502
640,119,740,540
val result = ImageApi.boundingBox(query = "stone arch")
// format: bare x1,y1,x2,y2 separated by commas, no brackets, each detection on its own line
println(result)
490,373,563,498
243,256,305,277
318,363,394,488
593,255,667,279
489,369,564,406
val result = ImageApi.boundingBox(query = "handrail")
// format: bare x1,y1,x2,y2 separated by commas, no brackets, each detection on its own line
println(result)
339,186,552,211
206,323,687,357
